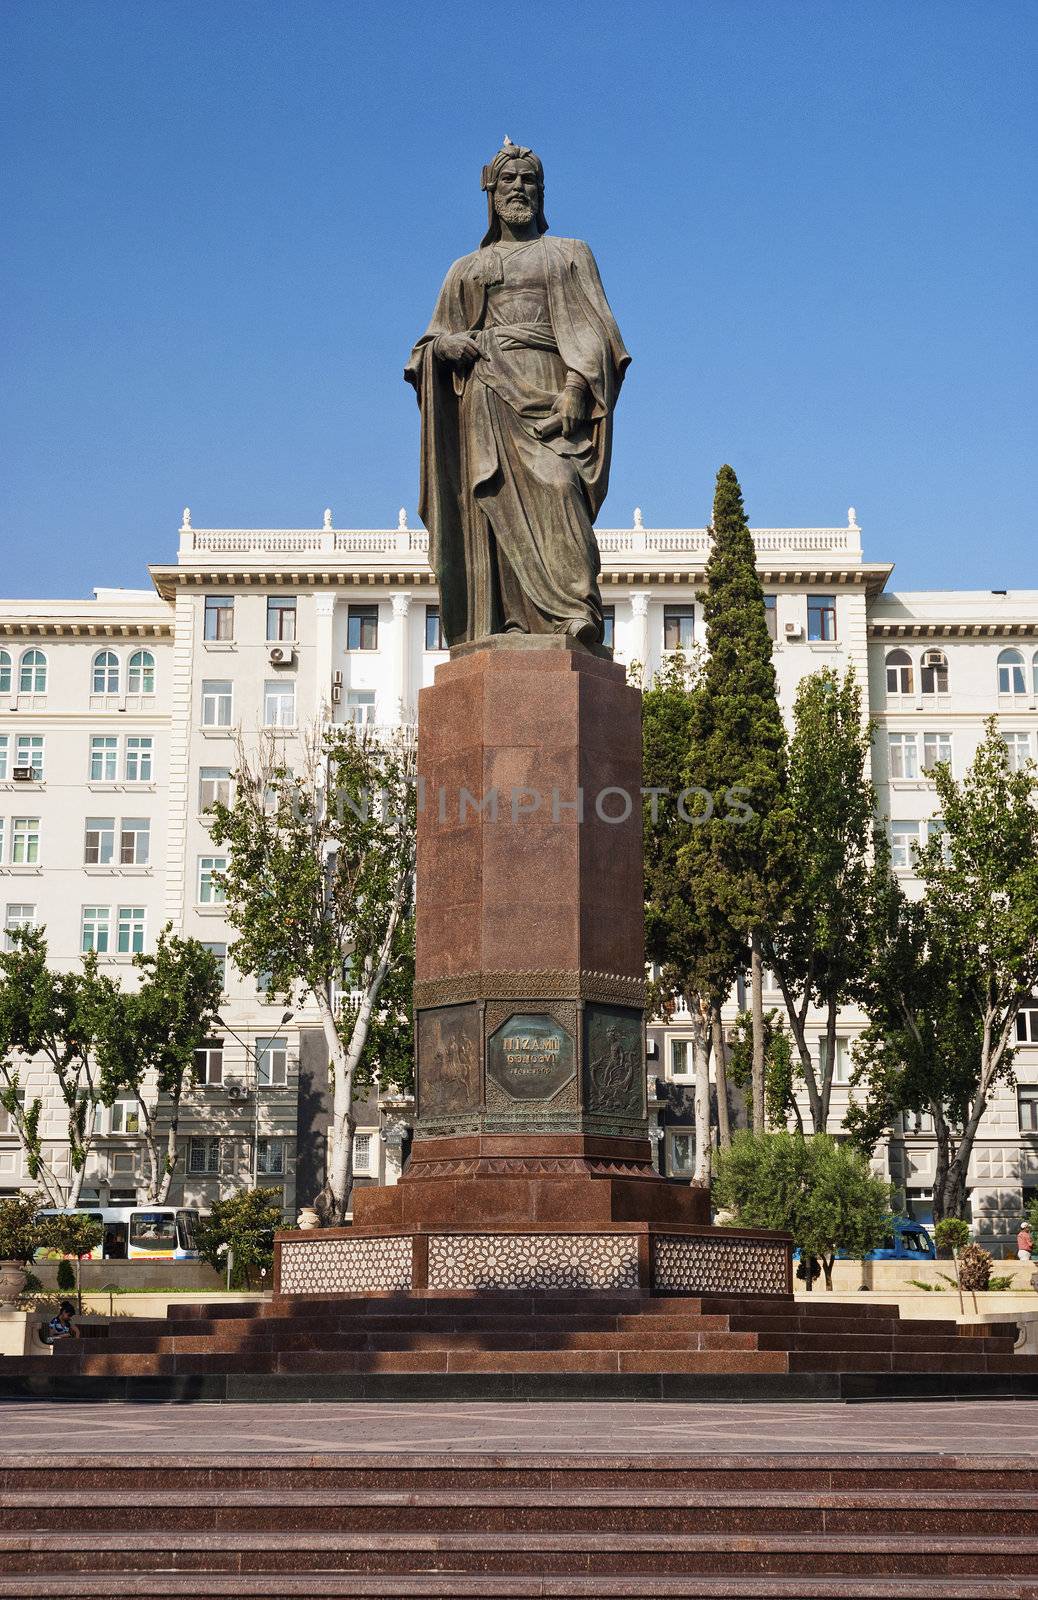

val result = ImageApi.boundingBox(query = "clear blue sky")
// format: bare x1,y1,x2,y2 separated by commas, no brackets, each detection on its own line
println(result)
2,0,1035,597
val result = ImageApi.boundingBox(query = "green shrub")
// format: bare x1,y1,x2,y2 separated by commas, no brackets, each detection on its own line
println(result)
988,1275,1016,1292
934,1218,970,1256
55,1259,76,1293
194,1188,284,1289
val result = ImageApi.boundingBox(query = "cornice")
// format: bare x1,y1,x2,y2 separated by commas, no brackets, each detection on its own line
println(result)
868,619,1038,640
149,566,438,600
0,620,172,640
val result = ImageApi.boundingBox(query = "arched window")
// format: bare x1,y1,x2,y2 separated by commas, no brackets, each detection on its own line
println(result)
92,650,120,694
0,650,10,695
998,647,1026,695
920,648,949,695
127,649,155,695
885,648,913,695
19,649,47,693
1033,650,1038,697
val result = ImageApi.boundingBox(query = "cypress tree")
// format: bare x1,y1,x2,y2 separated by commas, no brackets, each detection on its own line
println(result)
680,465,795,1131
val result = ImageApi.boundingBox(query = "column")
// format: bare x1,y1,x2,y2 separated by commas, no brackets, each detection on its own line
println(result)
391,592,412,726
630,590,651,676
313,593,337,722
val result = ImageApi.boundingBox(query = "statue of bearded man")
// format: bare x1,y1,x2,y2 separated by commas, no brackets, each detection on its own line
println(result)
405,140,630,648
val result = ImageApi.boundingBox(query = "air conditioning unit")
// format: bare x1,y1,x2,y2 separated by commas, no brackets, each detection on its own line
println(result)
268,646,296,666
331,669,343,705
12,766,34,782
224,1081,249,1100
784,621,804,639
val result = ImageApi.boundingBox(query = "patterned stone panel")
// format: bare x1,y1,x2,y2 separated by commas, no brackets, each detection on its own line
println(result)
429,1232,639,1291
652,1233,789,1296
279,1235,413,1296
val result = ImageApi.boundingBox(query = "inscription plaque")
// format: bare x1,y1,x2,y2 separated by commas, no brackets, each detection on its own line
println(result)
486,1012,575,1102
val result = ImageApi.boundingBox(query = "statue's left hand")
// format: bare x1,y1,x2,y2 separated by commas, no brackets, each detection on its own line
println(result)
549,380,589,439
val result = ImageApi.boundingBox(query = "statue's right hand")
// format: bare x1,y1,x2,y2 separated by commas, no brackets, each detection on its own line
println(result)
434,332,481,367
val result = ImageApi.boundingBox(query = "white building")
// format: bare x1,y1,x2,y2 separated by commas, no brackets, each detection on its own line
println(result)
1,508,1035,1244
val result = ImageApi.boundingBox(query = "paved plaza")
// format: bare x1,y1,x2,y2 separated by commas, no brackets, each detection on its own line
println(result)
4,1398,1038,1457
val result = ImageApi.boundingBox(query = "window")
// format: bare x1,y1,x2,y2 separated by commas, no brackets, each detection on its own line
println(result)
92,650,119,694
663,605,695,652
601,605,615,650
124,737,153,783
204,595,234,641
807,594,837,642
201,680,233,727
266,596,297,642
670,1039,694,1080
347,604,379,651
1019,1087,1038,1134
127,650,155,694
19,650,47,693
818,1036,852,1084
763,595,776,641
11,818,39,865
998,648,1026,695
353,1132,373,1173
199,768,232,811
119,818,150,865
1017,1006,1038,1044
885,649,914,695
89,736,118,782
81,906,111,953
921,731,952,772
1034,650,1038,697
903,1108,935,1135
1004,732,1033,772
256,1035,288,1087
192,1040,223,1086
890,819,920,870
425,605,446,651
116,907,146,955
188,1136,221,1175
888,732,918,780
198,856,226,904
667,1130,696,1178
0,735,7,781
110,1096,140,1134
4,904,34,950
263,679,296,727
0,650,9,695
85,817,115,865
201,942,227,988
346,690,375,726
920,649,949,695
0,819,5,862
256,1137,286,1176
14,736,44,781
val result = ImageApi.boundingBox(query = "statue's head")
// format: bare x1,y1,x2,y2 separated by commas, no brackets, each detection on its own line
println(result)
480,138,548,246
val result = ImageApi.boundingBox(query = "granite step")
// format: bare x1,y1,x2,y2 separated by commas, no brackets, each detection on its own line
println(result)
1,1576,1036,1597
4,1489,1038,1536
3,1528,1038,1578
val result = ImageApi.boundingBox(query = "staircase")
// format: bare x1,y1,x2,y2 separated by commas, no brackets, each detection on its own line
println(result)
1,1450,1037,1596
2,1291,1036,1400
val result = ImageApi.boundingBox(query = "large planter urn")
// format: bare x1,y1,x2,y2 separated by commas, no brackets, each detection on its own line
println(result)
0,1260,28,1306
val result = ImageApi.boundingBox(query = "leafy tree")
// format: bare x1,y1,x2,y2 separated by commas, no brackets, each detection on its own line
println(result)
643,651,742,1179
850,721,1038,1220
766,668,875,1133
44,1212,102,1314
0,930,113,1205
195,1187,283,1289
91,929,222,1203
713,1129,891,1290
209,724,416,1224
727,1007,803,1133
679,466,795,1131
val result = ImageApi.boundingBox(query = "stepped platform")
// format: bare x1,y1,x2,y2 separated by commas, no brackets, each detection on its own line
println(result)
2,1440,1038,1596
2,1289,1037,1401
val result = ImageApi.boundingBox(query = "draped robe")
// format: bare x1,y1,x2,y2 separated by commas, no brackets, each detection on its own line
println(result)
405,236,630,646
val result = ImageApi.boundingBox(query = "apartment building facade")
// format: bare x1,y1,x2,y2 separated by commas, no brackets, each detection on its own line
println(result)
1,508,1035,1244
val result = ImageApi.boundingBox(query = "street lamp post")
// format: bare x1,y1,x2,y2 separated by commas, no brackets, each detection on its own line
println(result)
214,1011,293,1186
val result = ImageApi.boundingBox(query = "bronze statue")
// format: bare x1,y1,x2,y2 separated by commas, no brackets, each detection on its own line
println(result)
406,140,630,648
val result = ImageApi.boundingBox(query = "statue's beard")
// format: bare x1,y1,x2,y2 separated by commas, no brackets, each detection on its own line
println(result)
496,194,536,226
